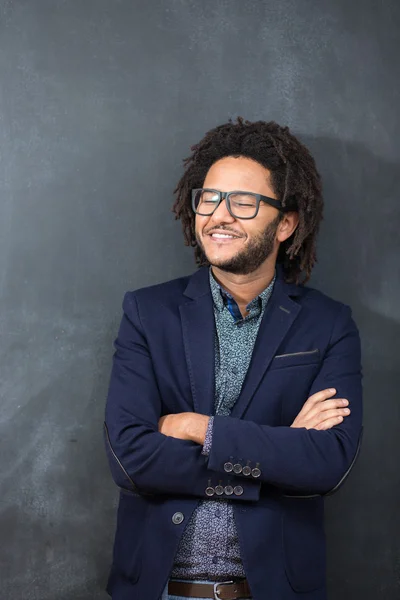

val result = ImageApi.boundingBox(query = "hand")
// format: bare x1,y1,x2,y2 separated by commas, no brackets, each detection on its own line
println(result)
291,388,350,431
158,412,210,444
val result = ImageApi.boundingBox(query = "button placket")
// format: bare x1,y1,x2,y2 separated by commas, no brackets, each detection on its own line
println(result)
181,269,274,582
205,500,221,577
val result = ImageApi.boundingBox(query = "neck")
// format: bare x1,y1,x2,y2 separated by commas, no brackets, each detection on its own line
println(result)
211,259,276,308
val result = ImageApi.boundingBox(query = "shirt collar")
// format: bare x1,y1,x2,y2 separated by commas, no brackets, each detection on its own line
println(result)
209,266,276,315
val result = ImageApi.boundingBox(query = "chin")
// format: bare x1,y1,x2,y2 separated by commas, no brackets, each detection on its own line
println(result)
208,257,246,273
204,250,239,267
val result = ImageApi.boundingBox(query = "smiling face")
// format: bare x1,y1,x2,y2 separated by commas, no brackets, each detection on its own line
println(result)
195,156,296,276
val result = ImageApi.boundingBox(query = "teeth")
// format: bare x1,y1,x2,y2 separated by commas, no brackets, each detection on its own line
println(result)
211,233,234,238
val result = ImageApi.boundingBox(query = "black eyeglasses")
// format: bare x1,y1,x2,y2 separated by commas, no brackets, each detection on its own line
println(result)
191,188,296,220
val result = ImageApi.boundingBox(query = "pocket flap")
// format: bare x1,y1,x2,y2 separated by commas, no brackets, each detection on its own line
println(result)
270,349,320,369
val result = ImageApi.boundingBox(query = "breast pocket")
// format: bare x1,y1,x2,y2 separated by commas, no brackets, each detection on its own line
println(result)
270,349,321,370
265,350,321,426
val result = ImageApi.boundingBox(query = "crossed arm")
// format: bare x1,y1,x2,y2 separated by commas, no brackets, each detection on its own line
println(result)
158,385,351,445
104,293,363,499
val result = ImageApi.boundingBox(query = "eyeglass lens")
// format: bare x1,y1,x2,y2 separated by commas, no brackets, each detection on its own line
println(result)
193,189,258,218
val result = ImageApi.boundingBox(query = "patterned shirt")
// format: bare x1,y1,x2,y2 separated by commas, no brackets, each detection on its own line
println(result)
171,267,275,580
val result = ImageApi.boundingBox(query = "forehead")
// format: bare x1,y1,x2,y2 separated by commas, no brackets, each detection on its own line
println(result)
203,156,272,193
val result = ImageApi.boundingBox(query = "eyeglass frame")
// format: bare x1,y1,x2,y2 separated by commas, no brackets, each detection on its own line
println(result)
191,188,297,220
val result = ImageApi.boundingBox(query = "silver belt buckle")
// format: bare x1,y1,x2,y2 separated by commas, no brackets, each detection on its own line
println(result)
214,581,234,599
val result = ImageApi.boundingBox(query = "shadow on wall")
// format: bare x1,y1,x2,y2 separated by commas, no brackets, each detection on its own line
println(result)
302,135,400,598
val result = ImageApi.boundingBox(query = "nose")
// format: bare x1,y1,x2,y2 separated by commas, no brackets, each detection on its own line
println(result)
209,197,235,224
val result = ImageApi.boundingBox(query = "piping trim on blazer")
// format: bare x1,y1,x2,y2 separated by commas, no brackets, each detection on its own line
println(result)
103,421,139,493
282,426,364,498
274,349,320,359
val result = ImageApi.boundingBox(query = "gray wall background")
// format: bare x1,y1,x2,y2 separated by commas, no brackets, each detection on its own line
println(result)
0,1,399,598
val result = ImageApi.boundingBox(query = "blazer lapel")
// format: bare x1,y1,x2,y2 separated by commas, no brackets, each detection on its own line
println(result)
179,267,215,416
230,274,302,420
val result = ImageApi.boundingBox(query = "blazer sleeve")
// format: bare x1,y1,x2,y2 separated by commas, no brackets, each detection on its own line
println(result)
104,292,261,501
206,304,363,495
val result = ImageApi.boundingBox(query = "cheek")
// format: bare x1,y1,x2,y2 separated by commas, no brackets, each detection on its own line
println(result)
195,216,209,234
243,225,260,239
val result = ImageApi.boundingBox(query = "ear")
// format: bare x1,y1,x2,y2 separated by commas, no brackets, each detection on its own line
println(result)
276,212,299,243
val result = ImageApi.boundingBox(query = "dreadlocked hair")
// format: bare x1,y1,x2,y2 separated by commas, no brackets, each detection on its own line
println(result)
172,117,323,284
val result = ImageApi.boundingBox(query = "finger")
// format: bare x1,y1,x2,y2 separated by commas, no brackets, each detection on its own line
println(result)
300,388,337,417
313,407,351,424
320,398,349,410
307,400,349,420
309,388,337,404
314,415,345,431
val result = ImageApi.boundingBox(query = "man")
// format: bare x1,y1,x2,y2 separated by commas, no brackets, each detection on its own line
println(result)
104,117,363,600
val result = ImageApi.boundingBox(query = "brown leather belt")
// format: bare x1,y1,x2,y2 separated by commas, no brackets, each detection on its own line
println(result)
168,579,252,599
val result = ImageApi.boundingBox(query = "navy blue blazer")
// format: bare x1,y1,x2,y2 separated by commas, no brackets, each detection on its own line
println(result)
104,265,363,600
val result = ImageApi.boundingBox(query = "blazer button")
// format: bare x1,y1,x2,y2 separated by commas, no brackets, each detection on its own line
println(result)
205,486,215,497
224,462,233,473
242,466,251,476
224,485,234,496
233,463,243,474
251,468,261,478
215,485,224,495
172,512,184,525
233,485,244,496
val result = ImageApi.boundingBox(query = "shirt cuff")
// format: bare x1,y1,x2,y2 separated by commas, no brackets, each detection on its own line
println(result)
201,416,214,456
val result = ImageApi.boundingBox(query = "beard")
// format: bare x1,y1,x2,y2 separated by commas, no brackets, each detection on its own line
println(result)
196,214,282,275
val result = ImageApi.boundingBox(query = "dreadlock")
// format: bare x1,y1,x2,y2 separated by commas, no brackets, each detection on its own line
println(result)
172,117,323,284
